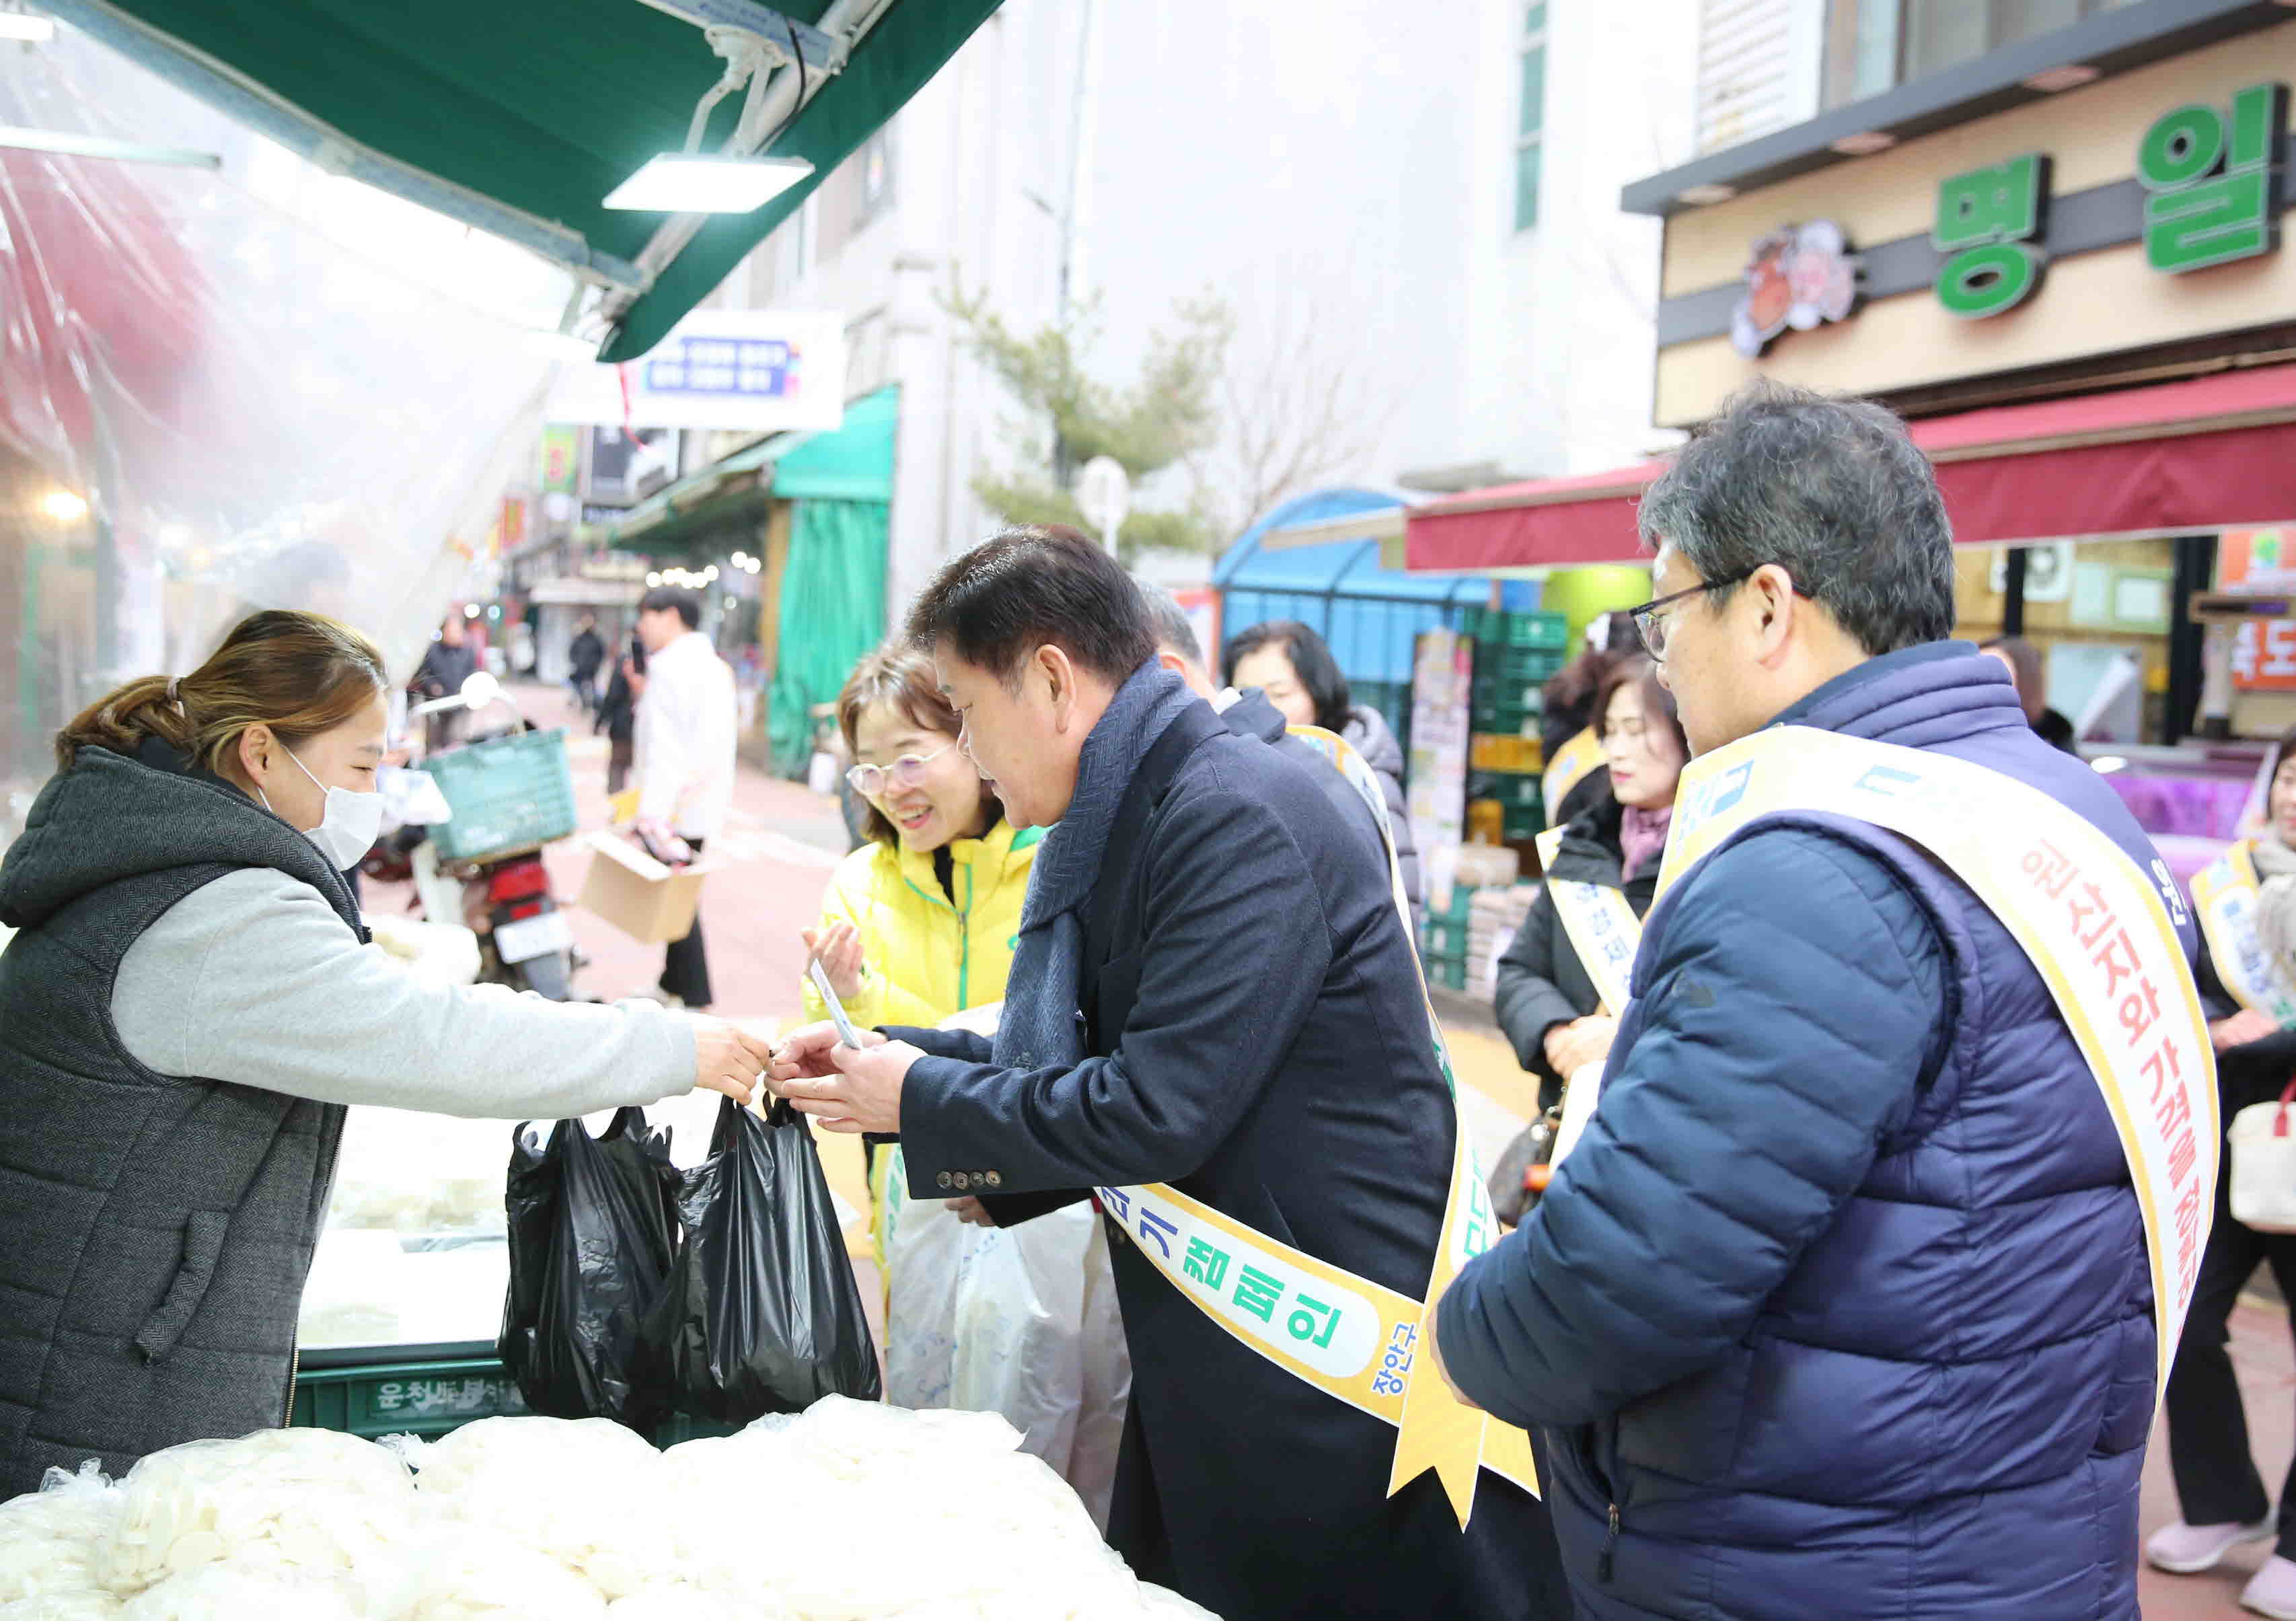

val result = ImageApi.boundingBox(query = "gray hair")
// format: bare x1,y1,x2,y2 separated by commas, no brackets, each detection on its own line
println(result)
1137,581,1204,668
1636,380,1955,655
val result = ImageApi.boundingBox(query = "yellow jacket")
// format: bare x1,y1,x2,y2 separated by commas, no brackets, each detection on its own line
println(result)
801,821,1042,1030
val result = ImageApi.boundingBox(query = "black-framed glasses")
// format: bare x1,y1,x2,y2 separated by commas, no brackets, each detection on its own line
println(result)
1628,567,1802,659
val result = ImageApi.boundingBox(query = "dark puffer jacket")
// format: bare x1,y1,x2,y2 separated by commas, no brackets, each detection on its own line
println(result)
1494,791,1655,1114
1438,643,2195,1620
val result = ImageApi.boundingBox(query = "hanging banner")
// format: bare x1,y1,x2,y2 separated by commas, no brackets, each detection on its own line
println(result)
548,309,849,433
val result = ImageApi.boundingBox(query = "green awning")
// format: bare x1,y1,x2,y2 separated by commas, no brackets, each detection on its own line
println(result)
769,384,898,501
46,0,1002,361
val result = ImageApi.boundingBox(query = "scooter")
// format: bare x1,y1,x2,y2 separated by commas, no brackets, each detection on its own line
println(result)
391,672,581,1000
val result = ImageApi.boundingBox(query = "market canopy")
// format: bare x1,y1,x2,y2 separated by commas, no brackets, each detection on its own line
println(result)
1406,363,2296,572
45,0,1001,361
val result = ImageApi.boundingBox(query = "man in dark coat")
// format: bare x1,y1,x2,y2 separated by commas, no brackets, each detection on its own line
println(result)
567,614,607,717
1432,382,2201,1620
774,528,1568,1621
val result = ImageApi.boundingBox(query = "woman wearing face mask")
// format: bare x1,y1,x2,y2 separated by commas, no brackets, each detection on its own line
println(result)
0,610,771,1496
1487,659,1689,1223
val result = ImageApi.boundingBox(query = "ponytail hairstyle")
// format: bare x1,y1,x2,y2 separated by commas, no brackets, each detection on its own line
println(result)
55,610,389,776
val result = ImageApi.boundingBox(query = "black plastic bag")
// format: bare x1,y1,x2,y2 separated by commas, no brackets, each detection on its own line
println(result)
647,1095,883,1420
498,1106,682,1431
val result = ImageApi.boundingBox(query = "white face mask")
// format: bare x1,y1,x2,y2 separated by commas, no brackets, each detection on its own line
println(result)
258,746,385,871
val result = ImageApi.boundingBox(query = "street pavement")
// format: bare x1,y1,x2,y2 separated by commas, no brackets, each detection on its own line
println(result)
470,680,2292,1615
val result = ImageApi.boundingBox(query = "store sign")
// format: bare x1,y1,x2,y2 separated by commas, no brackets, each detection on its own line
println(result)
1729,221,1861,357
538,425,580,497
2232,620,2296,690
546,309,848,434
2217,526,2296,592
1933,153,2052,318
2140,83,2290,275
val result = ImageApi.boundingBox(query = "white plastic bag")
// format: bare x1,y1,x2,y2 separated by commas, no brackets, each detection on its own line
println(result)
2230,1087,2296,1233
883,1163,1132,1528
394,1532,608,1621
118,1562,362,1621
0,1462,121,1603
97,1429,417,1595
0,1595,125,1620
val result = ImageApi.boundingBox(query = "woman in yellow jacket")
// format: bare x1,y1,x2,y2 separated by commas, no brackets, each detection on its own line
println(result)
801,644,1037,1254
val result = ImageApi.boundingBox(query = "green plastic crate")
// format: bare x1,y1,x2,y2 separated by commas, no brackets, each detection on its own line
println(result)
424,728,577,860
1480,646,1565,683
1422,921,1468,958
1498,612,1569,650
290,1355,527,1439
1429,957,1469,993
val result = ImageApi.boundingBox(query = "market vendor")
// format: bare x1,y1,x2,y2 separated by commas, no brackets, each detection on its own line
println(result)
0,608,772,1498
772,527,1569,1621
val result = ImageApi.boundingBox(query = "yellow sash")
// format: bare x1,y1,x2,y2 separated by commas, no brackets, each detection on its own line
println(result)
2191,842,2296,1025
1094,724,1539,1526
1658,727,2217,1403
1542,726,1604,820
1533,824,1642,1016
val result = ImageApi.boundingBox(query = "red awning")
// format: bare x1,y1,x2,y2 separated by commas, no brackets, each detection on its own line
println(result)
1406,362,2296,573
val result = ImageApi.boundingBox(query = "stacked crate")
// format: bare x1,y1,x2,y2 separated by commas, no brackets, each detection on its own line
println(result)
1468,883,1543,999
1463,609,1568,842
1419,884,1475,993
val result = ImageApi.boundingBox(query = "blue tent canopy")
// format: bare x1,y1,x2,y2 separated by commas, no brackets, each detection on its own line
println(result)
1214,489,1517,692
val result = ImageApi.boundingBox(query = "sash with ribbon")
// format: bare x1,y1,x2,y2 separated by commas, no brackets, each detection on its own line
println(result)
1542,726,1604,820
2191,840,2296,1025
1532,824,1641,1017
1658,725,2217,1403
1091,723,1539,1526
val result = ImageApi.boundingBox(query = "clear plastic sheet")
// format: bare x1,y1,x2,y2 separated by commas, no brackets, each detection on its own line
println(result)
0,21,575,839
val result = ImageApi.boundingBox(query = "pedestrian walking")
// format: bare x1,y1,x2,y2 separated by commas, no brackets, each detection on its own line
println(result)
1224,618,1425,919
2148,725,2296,1618
596,633,644,798
1982,633,2081,754
633,586,737,1010
1430,381,2211,1620
770,526,1569,1621
0,610,770,1496
567,613,607,718
411,612,479,754
1486,657,1686,1220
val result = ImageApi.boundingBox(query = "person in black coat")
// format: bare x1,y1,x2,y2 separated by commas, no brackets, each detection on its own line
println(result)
1495,660,1687,1114
567,614,607,716
1980,635,2079,754
772,528,1567,1621
594,633,645,797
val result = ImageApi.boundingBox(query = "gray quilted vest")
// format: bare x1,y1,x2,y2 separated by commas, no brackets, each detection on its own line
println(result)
0,743,365,1495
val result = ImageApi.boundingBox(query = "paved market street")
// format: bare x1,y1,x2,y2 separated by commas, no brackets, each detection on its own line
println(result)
400,682,2296,1620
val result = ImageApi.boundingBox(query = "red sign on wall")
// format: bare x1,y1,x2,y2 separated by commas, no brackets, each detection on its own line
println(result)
2232,619,2296,690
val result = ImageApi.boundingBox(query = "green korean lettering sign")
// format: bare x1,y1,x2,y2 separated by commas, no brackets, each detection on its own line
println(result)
2139,83,2290,275
1933,153,2051,318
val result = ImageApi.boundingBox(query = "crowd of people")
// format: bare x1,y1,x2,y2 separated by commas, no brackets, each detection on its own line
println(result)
3,379,2289,1620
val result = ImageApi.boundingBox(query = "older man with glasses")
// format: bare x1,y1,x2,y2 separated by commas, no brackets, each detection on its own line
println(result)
1430,380,2210,1621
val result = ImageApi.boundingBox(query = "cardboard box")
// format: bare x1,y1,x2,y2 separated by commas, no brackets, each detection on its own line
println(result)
576,830,720,942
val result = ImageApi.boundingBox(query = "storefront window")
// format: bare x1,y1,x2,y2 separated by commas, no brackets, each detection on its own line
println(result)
1824,0,2140,110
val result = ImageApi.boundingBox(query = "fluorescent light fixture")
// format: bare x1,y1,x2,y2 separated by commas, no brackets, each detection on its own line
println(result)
1828,131,1897,156
526,328,597,362
646,571,663,587
0,123,218,168
38,487,85,521
603,153,813,213
1675,182,1737,206
2022,64,2100,93
0,13,54,40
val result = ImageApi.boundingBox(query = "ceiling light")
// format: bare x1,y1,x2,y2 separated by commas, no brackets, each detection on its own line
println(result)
1675,182,1737,206
646,571,663,587
38,487,85,521
0,13,54,41
1828,131,1896,156
603,153,814,214
463,604,482,618
2022,64,2100,93
730,550,748,568
2090,755,2128,775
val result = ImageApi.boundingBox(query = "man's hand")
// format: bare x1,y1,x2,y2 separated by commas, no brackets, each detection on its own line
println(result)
689,1017,775,1107
2213,1009,2281,1051
950,1196,994,1227
774,1034,922,1135
802,921,868,1001
1421,1295,1480,1412
1543,1015,1618,1079
769,1019,888,1083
